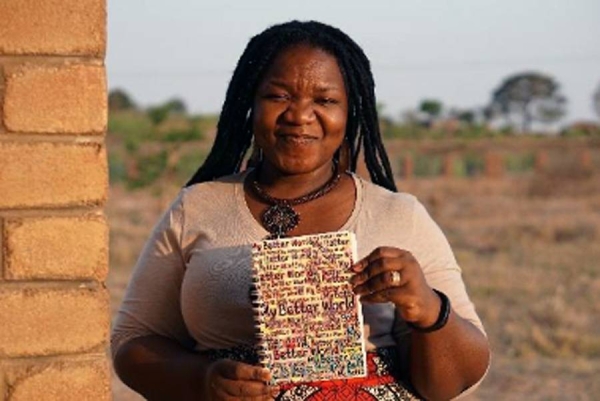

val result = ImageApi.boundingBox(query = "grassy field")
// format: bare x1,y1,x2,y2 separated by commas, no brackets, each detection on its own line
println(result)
107,150,600,400
403,174,600,400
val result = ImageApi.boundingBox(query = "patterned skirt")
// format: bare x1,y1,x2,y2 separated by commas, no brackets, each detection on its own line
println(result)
203,346,420,401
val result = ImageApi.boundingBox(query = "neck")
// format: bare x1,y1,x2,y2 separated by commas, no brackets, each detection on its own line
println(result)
254,162,336,199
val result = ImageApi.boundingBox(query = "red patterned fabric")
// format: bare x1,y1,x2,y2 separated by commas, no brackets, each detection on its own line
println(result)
275,350,418,400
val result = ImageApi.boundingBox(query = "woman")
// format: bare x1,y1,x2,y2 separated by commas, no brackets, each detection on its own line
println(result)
112,21,490,400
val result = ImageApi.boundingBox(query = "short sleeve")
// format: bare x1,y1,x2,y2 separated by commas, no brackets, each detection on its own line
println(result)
110,190,195,359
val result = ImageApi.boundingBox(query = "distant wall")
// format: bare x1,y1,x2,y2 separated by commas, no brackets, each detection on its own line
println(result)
0,1,110,400
386,137,600,179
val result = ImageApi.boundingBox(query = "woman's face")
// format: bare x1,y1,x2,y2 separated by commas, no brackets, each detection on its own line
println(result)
253,44,348,177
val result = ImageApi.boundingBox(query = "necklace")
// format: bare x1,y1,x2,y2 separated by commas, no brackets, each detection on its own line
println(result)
251,170,342,238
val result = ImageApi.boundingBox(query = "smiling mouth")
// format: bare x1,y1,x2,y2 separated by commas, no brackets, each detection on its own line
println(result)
276,134,318,145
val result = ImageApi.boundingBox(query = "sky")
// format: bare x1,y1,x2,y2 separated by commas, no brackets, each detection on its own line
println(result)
107,0,600,125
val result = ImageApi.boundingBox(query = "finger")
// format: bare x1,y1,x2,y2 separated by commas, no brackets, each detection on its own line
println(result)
351,250,419,288
351,247,409,272
353,270,403,296
210,386,232,401
217,377,273,397
351,247,395,272
360,286,401,303
350,254,412,287
216,360,271,382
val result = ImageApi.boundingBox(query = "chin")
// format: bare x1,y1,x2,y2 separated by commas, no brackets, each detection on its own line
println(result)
275,165,315,176
270,158,326,176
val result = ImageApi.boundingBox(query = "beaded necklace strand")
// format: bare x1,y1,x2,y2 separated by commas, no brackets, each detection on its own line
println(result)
251,169,342,238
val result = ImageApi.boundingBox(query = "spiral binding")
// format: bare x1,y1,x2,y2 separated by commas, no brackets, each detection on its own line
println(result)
250,273,271,377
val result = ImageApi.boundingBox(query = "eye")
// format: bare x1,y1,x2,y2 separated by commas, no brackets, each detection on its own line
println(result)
315,97,339,106
262,93,290,102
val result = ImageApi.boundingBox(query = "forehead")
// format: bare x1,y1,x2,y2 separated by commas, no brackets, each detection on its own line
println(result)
260,44,345,88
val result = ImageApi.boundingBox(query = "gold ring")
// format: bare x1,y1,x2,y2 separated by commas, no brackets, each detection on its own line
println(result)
391,271,401,285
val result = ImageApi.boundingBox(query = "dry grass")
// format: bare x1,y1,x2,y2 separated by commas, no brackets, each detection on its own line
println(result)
108,171,600,400
404,173,600,400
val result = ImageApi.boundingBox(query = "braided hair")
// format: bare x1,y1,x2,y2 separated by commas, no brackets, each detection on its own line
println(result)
186,20,397,192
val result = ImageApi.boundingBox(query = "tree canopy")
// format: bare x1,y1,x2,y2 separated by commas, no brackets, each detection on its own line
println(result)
419,99,443,126
489,72,566,132
108,88,137,111
146,98,189,126
165,98,187,114
593,83,600,120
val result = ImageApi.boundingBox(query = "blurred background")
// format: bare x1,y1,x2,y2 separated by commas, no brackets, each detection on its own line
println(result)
106,1,600,399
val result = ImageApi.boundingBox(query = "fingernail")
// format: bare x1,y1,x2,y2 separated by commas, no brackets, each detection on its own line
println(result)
261,368,272,381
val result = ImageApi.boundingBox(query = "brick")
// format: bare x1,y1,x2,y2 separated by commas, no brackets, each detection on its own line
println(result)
402,154,414,179
4,215,108,281
0,287,109,357
0,0,105,56
484,152,504,178
0,368,5,401
0,142,107,209
4,64,106,134
6,358,110,401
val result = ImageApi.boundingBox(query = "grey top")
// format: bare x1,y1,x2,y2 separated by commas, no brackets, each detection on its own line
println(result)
111,172,485,358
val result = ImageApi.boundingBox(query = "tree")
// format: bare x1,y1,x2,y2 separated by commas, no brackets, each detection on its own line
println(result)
165,98,188,114
594,83,600,120
449,108,475,125
419,99,443,126
146,98,189,126
108,88,137,111
489,72,566,132
147,105,170,126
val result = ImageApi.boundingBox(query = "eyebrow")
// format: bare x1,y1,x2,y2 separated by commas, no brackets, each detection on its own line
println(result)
264,79,344,92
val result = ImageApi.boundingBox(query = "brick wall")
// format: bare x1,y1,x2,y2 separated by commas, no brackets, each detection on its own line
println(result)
0,1,110,400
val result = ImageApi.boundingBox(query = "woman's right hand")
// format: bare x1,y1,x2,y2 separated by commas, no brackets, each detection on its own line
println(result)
203,359,278,400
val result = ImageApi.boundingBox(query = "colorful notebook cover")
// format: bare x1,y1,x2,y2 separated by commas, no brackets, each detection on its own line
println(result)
250,231,367,384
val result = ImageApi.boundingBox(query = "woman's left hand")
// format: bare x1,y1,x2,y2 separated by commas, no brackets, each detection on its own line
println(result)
350,246,441,328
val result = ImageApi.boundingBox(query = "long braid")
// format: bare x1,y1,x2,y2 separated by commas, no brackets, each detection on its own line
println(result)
327,29,396,191
186,20,397,192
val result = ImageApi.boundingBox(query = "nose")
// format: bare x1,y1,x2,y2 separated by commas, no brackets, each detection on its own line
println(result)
281,99,316,125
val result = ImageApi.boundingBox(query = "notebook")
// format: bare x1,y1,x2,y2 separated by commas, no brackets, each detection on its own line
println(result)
250,231,367,384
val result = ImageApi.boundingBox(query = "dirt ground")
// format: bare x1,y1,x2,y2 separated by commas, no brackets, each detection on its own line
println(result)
107,171,600,400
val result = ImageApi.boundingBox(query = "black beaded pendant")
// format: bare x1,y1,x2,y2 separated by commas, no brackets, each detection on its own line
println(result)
251,168,342,238
262,202,300,238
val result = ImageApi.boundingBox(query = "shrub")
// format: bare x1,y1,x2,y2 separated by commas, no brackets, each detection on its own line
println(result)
127,150,168,189
108,112,156,153
162,126,204,143
414,154,443,177
108,153,127,184
454,153,485,177
505,153,535,174
176,151,207,183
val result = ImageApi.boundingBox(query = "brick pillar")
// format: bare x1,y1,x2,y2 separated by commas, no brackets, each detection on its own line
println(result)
579,148,592,172
0,1,110,400
535,150,548,173
442,153,456,178
484,152,504,178
401,154,414,179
